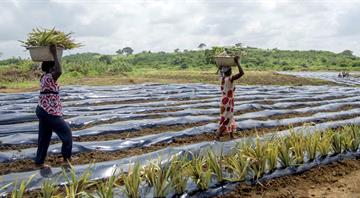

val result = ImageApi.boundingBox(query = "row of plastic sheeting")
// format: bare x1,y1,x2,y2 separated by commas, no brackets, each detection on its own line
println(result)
2,103,360,146
1,87,360,140
0,111,359,162
1,115,360,195
1,85,359,134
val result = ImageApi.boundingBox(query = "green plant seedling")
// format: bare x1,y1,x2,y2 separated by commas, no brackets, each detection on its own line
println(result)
122,161,141,198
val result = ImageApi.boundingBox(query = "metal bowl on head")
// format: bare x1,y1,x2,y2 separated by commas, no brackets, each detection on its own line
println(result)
28,46,63,62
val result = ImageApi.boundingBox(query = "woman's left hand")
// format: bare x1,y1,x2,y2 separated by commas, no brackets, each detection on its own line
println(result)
49,45,57,57
234,56,240,65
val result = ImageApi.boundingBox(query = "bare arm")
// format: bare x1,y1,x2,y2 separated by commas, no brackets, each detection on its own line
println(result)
50,45,62,81
230,56,244,82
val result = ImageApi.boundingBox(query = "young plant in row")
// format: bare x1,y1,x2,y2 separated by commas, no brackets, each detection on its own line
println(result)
152,161,172,197
185,153,212,190
38,179,61,198
88,172,116,198
142,161,158,187
288,131,305,165
223,153,249,182
62,165,95,198
169,156,189,195
10,175,35,198
266,141,279,172
277,137,296,168
241,138,268,180
331,132,345,154
122,162,141,198
342,125,360,152
305,132,320,162
318,130,333,158
207,149,225,183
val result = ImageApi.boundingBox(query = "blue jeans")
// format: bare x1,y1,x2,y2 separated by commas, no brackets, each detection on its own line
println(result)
35,106,72,164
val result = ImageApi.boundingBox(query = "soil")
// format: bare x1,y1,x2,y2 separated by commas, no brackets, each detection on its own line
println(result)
217,159,360,198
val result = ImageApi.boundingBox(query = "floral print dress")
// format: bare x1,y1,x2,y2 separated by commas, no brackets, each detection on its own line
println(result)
219,76,237,135
39,73,62,116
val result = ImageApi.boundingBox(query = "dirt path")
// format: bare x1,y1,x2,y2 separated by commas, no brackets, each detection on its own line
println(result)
218,159,360,198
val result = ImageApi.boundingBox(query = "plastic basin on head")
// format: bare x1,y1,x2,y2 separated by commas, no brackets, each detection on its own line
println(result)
28,46,63,62
214,56,237,67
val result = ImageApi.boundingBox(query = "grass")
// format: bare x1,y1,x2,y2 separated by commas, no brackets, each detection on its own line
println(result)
0,68,335,93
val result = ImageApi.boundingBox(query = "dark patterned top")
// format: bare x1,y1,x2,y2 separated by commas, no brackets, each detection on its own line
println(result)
38,73,62,116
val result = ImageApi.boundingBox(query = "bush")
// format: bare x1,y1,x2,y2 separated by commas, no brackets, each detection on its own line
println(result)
99,55,112,65
107,60,132,73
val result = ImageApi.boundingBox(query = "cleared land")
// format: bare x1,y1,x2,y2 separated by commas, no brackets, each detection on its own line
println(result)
0,70,335,93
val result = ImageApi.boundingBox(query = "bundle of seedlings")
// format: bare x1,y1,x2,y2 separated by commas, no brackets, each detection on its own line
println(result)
19,27,82,61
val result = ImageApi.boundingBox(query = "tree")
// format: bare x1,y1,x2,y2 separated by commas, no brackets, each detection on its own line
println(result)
235,43,242,48
340,50,353,56
174,48,180,53
116,47,134,55
122,47,134,55
198,43,206,49
116,49,122,54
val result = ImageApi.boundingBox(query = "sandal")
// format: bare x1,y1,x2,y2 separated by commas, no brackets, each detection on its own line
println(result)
35,163,51,169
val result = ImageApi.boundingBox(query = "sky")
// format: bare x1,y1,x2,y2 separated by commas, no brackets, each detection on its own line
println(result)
0,0,359,59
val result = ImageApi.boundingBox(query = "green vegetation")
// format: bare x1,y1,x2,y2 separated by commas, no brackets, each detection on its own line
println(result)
2,125,360,197
122,162,141,198
1,46,350,92
1,46,359,79
19,27,81,49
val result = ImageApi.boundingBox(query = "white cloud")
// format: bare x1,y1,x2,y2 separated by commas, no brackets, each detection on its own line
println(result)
0,0,359,59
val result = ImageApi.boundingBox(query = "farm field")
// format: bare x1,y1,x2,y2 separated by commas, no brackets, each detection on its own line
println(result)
0,69,335,93
2,0,360,196
1,73,360,197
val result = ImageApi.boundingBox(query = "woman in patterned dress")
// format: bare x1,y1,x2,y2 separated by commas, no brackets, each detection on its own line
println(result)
217,56,244,139
35,45,73,168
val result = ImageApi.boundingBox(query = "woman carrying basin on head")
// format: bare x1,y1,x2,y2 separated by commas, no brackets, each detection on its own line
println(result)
217,56,244,139
35,45,73,168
